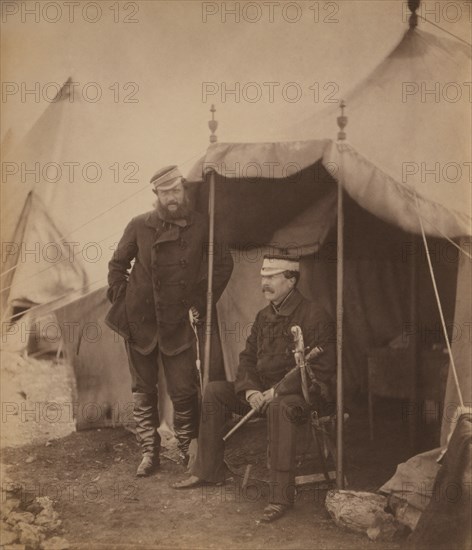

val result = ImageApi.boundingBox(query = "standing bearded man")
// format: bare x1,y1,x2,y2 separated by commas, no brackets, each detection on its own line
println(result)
106,166,233,476
173,254,336,522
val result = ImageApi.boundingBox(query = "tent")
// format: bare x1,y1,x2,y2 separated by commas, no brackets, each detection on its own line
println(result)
183,25,471,485
1,22,469,491
0,77,161,348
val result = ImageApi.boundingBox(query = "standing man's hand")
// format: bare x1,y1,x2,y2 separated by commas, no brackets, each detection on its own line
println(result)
189,306,202,324
108,282,126,304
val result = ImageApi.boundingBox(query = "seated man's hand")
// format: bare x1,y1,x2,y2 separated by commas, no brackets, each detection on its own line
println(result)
260,388,275,413
247,388,275,413
247,391,265,411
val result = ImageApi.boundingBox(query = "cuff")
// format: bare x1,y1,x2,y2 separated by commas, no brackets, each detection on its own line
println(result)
245,390,259,402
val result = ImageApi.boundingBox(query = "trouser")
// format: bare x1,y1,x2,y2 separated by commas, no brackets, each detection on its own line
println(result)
192,381,308,505
126,342,199,453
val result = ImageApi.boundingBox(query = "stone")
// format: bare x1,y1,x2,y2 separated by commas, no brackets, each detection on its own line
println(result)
34,511,62,531
26,501,43,516
40,536,70,550
1,498,21,518
15,521,44,548
325,489,403,540
33,497,61,531
0,526,18,545
3,482,23,495
6,512,35,525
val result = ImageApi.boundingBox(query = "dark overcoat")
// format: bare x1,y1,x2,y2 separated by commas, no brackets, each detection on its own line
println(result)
234,288,336,397
106,209,233,356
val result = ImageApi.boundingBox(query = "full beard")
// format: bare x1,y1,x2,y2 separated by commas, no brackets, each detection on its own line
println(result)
156,196,191,221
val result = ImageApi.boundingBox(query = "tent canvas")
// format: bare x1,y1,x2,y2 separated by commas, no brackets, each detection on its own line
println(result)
52,287,174,431
282,28,471,218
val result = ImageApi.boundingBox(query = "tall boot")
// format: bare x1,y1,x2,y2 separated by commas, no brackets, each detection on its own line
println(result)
173,394,199,465
133,392,161,477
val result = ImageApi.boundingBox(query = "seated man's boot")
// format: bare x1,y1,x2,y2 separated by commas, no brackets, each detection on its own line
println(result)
173,394,199,465
133,392,161,477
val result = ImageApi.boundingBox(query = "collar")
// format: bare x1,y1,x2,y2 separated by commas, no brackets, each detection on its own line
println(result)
270,288,303,316
144,209,193,229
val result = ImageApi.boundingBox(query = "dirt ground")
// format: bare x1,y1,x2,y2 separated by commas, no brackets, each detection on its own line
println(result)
1,351,424,550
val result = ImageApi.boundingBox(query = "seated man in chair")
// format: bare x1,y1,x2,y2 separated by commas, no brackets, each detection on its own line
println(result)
173,254,336,522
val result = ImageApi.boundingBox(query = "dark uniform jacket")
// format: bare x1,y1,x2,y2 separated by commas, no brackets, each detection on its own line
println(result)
106,208,233,356
234,288,336,399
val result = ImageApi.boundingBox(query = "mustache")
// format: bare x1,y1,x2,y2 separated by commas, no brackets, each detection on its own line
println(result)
262,286,274,293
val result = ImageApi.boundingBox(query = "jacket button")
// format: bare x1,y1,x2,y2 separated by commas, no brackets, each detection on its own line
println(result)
141,316,146,322
179,239,188,249
180,258,188,268
179,280,187,288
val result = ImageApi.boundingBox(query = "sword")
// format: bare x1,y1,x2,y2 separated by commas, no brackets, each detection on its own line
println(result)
223,333,324,441
222,408,257,442
291,325,310,403
189,309,203,393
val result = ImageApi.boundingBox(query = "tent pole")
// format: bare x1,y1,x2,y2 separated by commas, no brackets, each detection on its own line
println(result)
336,101,347,489
203,170,216,390
408,234,420,449
203,105,218,390
336,174,344,489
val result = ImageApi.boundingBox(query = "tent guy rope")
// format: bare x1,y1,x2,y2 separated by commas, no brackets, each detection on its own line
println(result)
418,14,472,47
414,192,464,407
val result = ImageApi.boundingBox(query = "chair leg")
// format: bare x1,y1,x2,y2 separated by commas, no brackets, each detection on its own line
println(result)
320,416,349,488
368,389,374,442
309,418,332,484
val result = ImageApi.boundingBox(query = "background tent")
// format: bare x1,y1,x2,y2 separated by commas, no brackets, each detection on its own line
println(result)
0,77,179,349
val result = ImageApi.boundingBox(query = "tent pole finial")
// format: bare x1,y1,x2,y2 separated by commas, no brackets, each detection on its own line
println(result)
209,104,218,143
337,100,348,141
408,0,420,28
